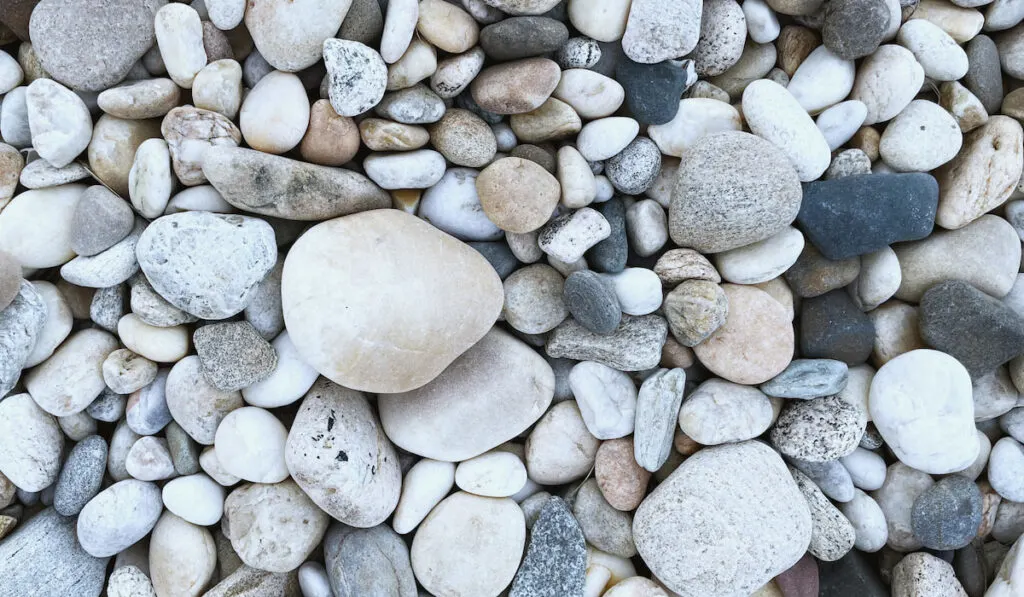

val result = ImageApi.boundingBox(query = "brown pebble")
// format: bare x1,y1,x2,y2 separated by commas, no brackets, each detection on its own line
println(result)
653,248,722,286
470,57,561,115
660,337,695,369
202,21,234,62
595,437,651,511
778,25,821,77
359,118,430,152
509,144,556,173
300,100,360,166
428,108,497,168
476,157,560,233
848,126,881,161
673,430,703,456
390,189,421,214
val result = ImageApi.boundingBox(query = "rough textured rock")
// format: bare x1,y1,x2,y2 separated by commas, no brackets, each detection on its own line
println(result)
323,523,416,597
509,496,586,597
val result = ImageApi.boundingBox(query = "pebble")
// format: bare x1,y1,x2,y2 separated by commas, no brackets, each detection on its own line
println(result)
380,327,552,461
556,145,596,208
375,84,446,125
662,279,728,347
470,58,561,115
713,226,804,285
192,321,277,391
380,0,417,64
798,173,938,261
964,35,1004,114
791,467,856,561
850,45,925,125
246,0,346,72
937,116,1024,230
606,138,661,196
509,496,586,597
841,448,888,491
76,479,162,557
125,369,174,436
68,186,134,258
98,78,180,121
430,47,485,99
28,0,156,92
772,395,864,462
323,523,416,597
991,437,1024,501
616,59,696,126
0,89,31,151
817,100,869,150
321,39,387,118
238,71,309,154
0,508,109,597
710,39,777,97
573,478,636,557
455,451,527,498
430,109,496,167
941,81,988,134
822,0,891,59
0,283,47,395
502,264,568,334
553,69,625,121
392,458,455,534
919,280,1024,378
679,378,774,444
124,436,175,481
874,462,935,552
839,489,889,552
204,565,300,597
411,492,525,597
898,19,969,81
25,328,117,419
800,290,875,365
479,16,567,61
893,552,969,597
912,475,984,550
568,361,636,440
25,79,92,168
115,315,187,364
632,368,686,473
669,131,801,253
879,100,964,174
363,149,446,189
761,358,849,399
869,302,924,366
654,248,721,285
694,284,793,384
154,3,206,89
792,458,855,502
604,268,662,316
649,97,743,158
547,314,667,371
526,401,600,484
161,106,241,187
539,207,612,263
0,393,63,492
148,512,216,597
621,0,702,64
586,199,628,273
53,435,107,517
787,46,855,115
17,158,87,189
214,407,288,483
567,0,632,42
563,270,621,334
633,441,811,597
477,157,560,233
298,562,332,597
423,168,503,237
107,421,140,482
106,566,157,597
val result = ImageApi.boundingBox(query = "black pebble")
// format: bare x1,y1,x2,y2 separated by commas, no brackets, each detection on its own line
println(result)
799,290,875,365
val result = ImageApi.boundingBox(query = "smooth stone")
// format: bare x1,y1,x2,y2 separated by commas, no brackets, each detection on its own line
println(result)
476,157,560,233
125,369,173,436
298,562,332,597
621,0,702,63
192,321,276,392
238,71,309,154
893,552,970,597
136,212,276,320
898,18,969,80
603,267,662,316
53,435,106,516
941,80,988,134
800,290,875,365
551,69,625,121
470,58,561,115
912,475,984,550
130,275,197,328
240,331,322,409
963,35,1004,114
387,37,435,91
480,16,567,61
89,285,127,334
429,109,496,167
568,361,636,440
379,0,417,64
198,446,240,487
817,100,869,150
76,479,162,557
791,467,857,561
576,117,639,162
991,437,1024,501
691,0,746,76
606,137,661,195
573,478,635,557
546,314,668,371
0,88,31,151
713,226,804,285
430,46,485,99
0,183,84,268
822,0,891,59
787,45,856,114
920,280,1024,378
595,437,650,511
298,99,359,165
153,3,206,89
204,565,300,597
797,173,939,260
525,401,600,484
840,489,889,552
203,146,387,220
880,99,963,173
70,186,134,257
710,39,777,97
616,59,692,127
0,282,46,395
379,327,554,461
117,315,188,364
870,349,979,474
165,421,201,476
556,36,602,69
694,284,794,385
936,116,1024,230
586,199,628,273
539,207,611,263
678,378,774,445
18,158,89,189
210,406,287,484
60,218,145,288
791,458,856,502
0,393,63,492
107,420,140,482
245,0,349,72
669,131,802,253
455,451,527,498
633,368,686,472
826,149,872,180
25,328,118,416
761,359,848,399
28,0,157,92
160,106,241,186
471,242,517,280
850,45,925,125
410,492,525,597
502,264,567,334
873,462,934,551
359,118,429,151
106,565,157,597
282,210,502,393
563,270,621,335
0,508,109,597
392,458,455,535
124,436,174,481
772,395,864,462
840,448,888,492
743,79,830,181
633,441,811,597
850,247,902,311
148,512,217,597
373,84,446,125
324,523,416,597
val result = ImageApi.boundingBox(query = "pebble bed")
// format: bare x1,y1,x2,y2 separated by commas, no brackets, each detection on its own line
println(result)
0,0,1024,596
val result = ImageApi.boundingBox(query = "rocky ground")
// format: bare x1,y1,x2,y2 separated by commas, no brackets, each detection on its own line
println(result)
0,0,1024,596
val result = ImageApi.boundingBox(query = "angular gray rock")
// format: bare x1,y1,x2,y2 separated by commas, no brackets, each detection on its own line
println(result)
202,146,390,221
70,186,135,257
0,281,46,396
324,523,417,597
545,314,668,371
510,496,586,597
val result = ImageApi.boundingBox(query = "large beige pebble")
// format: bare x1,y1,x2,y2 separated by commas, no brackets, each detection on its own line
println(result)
935,115,1024,229
552,69,625,120
24,328,118,417
0,184,84,268
470,58,561,115
509,98,582,143
648,99,742,158
557,145,597,208
411,492,525,597
282,209,503,393
98,79,181,120
429,108,497,167
117,314,190,363
850,45,926,125
455,451,527,498
245,0,351,71
694,284,794,385
239,71,310,154
149,512,217,597
526,401,600,484
155,3,207,89
476,157,560,233
300,100,360,166
909,0,985,43
879,99,963,172
417,0,478,54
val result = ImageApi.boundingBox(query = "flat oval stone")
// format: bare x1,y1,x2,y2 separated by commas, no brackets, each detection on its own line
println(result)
136,212,277,320
678,378,774,445
669,131,802,253
76,479,162,557
480,16,568,61
880,99,963,173
822,0,891,59
0,393,63,492
546,314,668,371
563,270,621,335
54,435,107,517
621,0,702,63
476,157,560,233
791,467,857,562
282,209,502,393
797,173,939,260
378,327,553,461
24,328,118,416
964,35,1003,114
470,58,561,115
285,379,401,527
761,359,849,399
0,183,84,268
743,79,831,181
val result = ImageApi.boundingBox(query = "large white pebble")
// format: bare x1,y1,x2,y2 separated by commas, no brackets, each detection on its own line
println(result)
786,46,856,114
239,71,310,154
714,226,805,285
879,99,963,172
552,69,625,120
603,267,663,316
850,44,926,125
897,18,969,81
418,167,502,241
213,406,289,483
743,79,831,181
648,99,742,158
568,361,637,440
569,0,632,42
241,331,319,408
129,138,173,219
817,100,868,151
25,80,92,169
743,0,780,43
869,349,979,474
381,0,419,63
393,458,455,534
455,451,528,498
246,0,350,71
364,149,446,189
155,3,207,89
162,474,225,525
148,512,216,597
678,378,774,445
77,479,162,557
0,394,63,492
576,117,639,161
24,328,118,416
117,314,190,363
0,50,22,95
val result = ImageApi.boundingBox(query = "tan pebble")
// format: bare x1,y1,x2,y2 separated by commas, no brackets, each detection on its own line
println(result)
97,78,181,120
777,25,821,77
299,99,360,166
428,108,497,168
693,283,794,385
869,301,925,367
673,430,702,456
202,21,234,62
0,515,16,541
18,42,49,83
1002,87,1024,122
470,58,561,115
88,115,163,195
663,279,729,347
509,144,556,173
941,80,989,133
416,0,479,54
653,249,721,286
660,337,695,369
0,143,24,209
509,98,582,143
387,38,437,91
390,189,421,214
848,126,881,161
359,118,430,151
476,157,560,233
908,0,984,44
595,438,650,511
752,276,797,322
56,280,95,320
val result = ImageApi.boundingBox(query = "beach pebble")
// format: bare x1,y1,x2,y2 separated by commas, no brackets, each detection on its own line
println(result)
772,395,864,462
510,496,586,597
214,407,289,483
800,290,875,365
502,264,568,334
539,207,611,263
573,478,636,557
98,78,180,120
594,438,650,511
240,331,321,409
898,18,969,80
662,279,728,347
743,79,831,181
633,368,686,472
239,71,309,154
840,448,888,492
124,436,175,481
76,479,162,557
154,3,207,89
850,45,925,125
679,378,774,445
791,467,856,561
840,489,889,552
562,270,621,334
117,314,189,363
323,523,416,597
323,39,387,117
160,106,241,186
455,451,527,498
53,435,106,517
0,394,63,492
568,361,637,440
787,46,855,114
817,100,869,150
603,268,662,316
941,80,988,133
471,58,561,115
912,475,984,550
392,459,455,534
70,186,135,257
761,358,848,399
148,512,216,597
822,0,891,59
245,0,347,72
477,157,560,233
26,79,92,169
526,401,600,484
363,150,446,189
714,226,804,285
106,566,157,597
162,473,224,526
621,0,702,63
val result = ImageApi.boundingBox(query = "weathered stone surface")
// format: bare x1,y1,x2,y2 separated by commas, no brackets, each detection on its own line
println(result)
0,509,109,597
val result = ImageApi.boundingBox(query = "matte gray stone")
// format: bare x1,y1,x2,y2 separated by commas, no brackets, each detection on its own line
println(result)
510,496,586,597
546,314,668,371
0,281,46,396
0,508,109,597
586,198,628,274
0,250,20,312
964,35,1004,114
761,359,849,399
53,435,107,517
85,388,126,423
605,136,662,195
789,457,856,503
822,0,891,59
89,284,128,333
469,241,519,280
562,270,621,335
571,479,635,558
790,467,856,562
243,257,284,341
129,275,197,328
324,523,417,597
193,321,277,392
911,475,984,551
480,16,569,61
70,186,135,257
165,421,200,476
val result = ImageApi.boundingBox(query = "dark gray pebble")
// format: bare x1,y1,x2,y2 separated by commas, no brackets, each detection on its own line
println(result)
510,496,586,597
616,58,694,125
166,421,201,476
963,35,1004,114
469,241,519,280
563,270,621,335
912,476,983,551
760,359,849,400
822,0,891,59
479,17,568,62
586,198,628,274
817,549,888,597
800,290,875,365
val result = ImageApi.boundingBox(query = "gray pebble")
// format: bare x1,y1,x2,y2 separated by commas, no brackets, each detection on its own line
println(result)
822,0,890,59
89,284,128,333
337,0,383,46
324,523,416,597
70,186,134,257
243,50,273,89
86,388,126,423
165,421,201,476
691,0,747,76
126,369,172,436
771,395,864,462
1,88,32,149
0,250,21,312
60,218,145,288
572,478,636,558
546,356,576,403
16,488,39,507
859,425,885,450
964,35,1004,114
563,270,622,335
911,475,984,551
469,241,519,280
791,467,856,561
761,359,850,399
480,17,569,62
510,496,586,597
0,508,109,597
19,159,90,189
375,84,445,125
0,281,46,396
546,314,668,371
605,137,661,195
193,321,278,392
129,275,198,328
634,368,687,473
784,243,861,299
555,37,601,69
243,258,284,340
789,457,856,503
53,435,107,517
